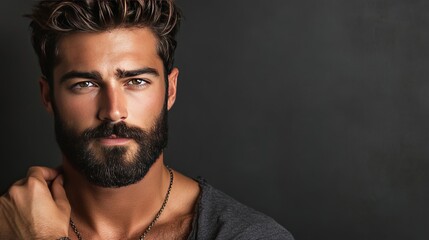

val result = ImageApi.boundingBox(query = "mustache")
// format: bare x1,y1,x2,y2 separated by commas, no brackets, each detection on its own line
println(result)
82,121,146,141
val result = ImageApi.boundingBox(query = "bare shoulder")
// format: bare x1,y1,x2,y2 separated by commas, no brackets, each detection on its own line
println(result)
172,170,200,202
168,169,200,217
149,213,194,240
149,170,200,239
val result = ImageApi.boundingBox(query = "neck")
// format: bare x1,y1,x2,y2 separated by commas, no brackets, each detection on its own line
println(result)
62,154,171,239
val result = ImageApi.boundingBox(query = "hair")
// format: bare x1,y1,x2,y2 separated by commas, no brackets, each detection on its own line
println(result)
27,0,182,86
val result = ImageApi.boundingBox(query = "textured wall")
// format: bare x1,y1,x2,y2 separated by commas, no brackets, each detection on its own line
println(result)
1,1,428,239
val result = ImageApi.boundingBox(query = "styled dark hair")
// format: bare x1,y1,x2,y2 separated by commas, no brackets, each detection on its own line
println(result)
27,0,182,85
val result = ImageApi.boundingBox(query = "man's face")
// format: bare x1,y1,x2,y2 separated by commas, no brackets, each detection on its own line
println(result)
40,28,178,187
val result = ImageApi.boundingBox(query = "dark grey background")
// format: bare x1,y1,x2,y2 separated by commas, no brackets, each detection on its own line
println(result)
1,0,428,239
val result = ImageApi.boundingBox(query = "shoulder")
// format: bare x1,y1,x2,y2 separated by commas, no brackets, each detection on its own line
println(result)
188,178,294,240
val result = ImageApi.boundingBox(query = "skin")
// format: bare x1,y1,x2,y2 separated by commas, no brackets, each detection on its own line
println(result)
0,27,200,240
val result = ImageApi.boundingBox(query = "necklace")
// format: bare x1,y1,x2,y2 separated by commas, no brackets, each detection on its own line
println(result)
69,166,174,240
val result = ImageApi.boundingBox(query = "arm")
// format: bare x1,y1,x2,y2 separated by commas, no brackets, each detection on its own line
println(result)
0,166,71,240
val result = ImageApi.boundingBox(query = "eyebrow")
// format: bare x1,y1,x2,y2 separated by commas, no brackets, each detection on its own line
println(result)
116,67,160,78
60,71,102,83
59,67,160,83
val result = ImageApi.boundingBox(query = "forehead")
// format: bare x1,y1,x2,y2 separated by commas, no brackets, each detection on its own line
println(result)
54,27,163,80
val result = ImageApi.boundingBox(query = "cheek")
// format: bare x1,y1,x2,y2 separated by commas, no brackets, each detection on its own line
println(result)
127,88,166,123
54,92,98,128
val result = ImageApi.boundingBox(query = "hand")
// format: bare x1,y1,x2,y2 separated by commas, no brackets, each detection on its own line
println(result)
0,166,71,240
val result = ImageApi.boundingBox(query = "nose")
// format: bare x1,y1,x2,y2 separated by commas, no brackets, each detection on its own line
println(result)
97,85,128,123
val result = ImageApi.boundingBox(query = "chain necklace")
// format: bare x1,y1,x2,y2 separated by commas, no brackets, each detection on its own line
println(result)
69,167,174,240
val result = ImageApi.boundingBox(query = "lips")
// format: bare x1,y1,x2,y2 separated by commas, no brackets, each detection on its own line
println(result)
98,135,131,146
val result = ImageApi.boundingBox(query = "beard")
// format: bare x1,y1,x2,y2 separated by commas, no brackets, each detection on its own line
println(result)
54,108,168,188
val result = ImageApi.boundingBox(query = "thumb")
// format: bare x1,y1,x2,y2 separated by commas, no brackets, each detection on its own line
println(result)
51,175,71,215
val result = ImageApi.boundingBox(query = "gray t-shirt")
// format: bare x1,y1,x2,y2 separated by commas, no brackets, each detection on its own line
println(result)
187,178,294,240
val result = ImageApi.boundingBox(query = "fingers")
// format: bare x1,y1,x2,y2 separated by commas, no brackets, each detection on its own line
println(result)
1,168,71,240
51,175,71,214
12,179,26,186
4,167,58,198
26,166,59,183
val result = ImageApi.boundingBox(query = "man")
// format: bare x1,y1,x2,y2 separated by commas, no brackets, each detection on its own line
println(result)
0,0,294,239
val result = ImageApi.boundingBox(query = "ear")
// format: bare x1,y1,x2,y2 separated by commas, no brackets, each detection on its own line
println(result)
39,77,54,114
167,68,179,110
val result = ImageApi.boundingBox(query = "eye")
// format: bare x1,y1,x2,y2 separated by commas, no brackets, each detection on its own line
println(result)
126,78,149,87
72,81,96,89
